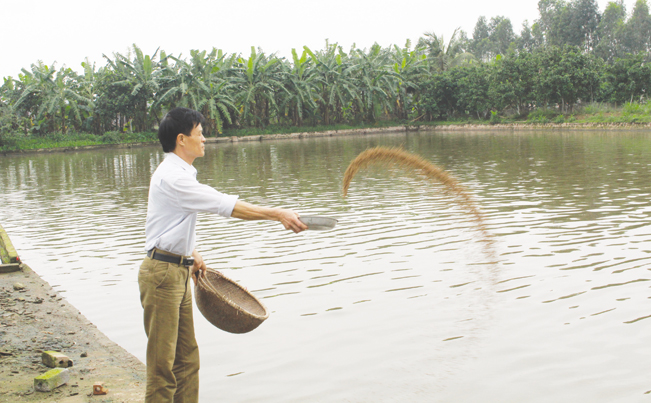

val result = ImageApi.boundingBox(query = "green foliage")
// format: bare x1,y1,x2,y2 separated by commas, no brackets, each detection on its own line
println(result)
489,51,536,116
471,16,516,60
419,74,457,119
489,110,502,124
0,132,19,150
0,131,157,151
100,131,121,143
418,28,476,71
453,64,491,118
623,102,643,114
600,53,651,104
532,45,603,112
580,102,615,114
553,114,566,123
527,108,559,123
3,2,651,151
620,102,651,121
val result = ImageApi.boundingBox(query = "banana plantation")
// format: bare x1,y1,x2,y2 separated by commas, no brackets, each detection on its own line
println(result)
1,0,650,141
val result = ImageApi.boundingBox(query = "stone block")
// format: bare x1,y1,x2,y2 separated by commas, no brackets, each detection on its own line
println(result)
34,368,70,392
0,224,19,264
42,351,73,368
0,263,21,273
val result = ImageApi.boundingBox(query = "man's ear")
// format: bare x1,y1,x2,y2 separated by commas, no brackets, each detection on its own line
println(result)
176,133,185,147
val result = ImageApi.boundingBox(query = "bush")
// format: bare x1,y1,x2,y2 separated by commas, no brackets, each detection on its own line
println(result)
489,111,502,125
121,131,157,142
0,133,19,150
100,131,121,144
527,116,550,123
527,108,559,121
622,102,647,115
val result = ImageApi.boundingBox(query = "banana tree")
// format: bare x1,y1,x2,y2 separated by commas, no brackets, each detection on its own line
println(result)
391,40,428,120
0,77,25,134
232,47,284,128
278,48,321,126
104,44,162,131
154,49,237,134
352,43,401,123
15,62,91,134
74,58,98,130
304,42,359,125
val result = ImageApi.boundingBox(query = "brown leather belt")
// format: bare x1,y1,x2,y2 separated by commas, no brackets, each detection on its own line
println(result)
147,248,195,267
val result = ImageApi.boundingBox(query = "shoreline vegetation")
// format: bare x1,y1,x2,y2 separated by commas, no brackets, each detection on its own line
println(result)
2,113,650,155
3,0,651,153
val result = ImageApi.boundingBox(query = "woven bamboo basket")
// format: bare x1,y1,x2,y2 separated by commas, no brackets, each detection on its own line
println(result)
194,268,269,334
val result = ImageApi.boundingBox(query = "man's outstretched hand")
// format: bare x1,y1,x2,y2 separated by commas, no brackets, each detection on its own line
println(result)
276,209,308,233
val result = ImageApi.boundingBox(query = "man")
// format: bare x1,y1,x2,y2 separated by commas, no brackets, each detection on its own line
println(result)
138,107,307,403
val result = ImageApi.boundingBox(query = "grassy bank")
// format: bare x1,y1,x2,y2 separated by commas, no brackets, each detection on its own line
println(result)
417,101,651,126
0,122,412,153
2,102,650,153
0,131,160,153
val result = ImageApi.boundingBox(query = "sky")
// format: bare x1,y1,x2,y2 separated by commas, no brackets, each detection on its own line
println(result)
0,0,641,80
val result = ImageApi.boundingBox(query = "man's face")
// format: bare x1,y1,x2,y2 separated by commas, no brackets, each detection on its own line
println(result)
181,123,205,160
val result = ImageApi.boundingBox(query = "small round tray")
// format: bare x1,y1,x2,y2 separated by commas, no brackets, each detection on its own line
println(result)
299,216,338,231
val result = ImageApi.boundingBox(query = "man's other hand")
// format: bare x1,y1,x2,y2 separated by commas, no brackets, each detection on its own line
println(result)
191,249,207,286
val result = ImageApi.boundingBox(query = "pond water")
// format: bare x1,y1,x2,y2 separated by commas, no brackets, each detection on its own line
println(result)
2,129,651,402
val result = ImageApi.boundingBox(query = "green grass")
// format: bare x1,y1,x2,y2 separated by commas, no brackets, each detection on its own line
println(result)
2,103,650,152
0,131,158,152
572,102,651,124
579,102,620,115
518,102,651,124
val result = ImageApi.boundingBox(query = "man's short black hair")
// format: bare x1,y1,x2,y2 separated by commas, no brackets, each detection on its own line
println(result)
157,107,206,153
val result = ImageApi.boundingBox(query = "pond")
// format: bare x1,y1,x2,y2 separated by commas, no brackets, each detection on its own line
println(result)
1,129,651,402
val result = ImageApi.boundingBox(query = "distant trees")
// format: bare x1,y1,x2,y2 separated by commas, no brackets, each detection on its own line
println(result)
467,0,651,59
2,0,651,139
471,16,516,61
534,0,601,50
595,1,628,62
626,0,651,54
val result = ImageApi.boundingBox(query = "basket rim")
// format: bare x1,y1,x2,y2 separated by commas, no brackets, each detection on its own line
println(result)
196,268,269,321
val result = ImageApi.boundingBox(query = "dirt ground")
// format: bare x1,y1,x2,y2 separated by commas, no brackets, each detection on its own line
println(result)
0,263,145,402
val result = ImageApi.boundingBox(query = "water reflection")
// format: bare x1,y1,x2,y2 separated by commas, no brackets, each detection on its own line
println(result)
1,130,651,402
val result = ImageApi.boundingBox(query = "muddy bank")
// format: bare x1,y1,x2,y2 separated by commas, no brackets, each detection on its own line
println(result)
0,263,145,402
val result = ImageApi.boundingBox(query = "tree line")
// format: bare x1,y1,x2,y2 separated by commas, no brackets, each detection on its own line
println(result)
1,0,650,139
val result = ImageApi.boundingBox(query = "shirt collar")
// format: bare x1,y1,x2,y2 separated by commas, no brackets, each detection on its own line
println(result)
165,152,198,175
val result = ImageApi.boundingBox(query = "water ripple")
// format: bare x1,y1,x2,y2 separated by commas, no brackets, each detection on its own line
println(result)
3,131,651,402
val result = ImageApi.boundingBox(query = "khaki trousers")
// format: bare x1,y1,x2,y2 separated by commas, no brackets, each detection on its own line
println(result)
139,257,200,403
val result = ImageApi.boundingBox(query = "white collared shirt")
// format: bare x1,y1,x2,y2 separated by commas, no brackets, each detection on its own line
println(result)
144,153,239,256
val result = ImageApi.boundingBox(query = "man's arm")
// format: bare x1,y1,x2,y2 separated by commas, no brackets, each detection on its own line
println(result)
230,200,308,233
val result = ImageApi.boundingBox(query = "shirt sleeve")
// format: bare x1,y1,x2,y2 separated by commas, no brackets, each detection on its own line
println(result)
169,176,239,217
